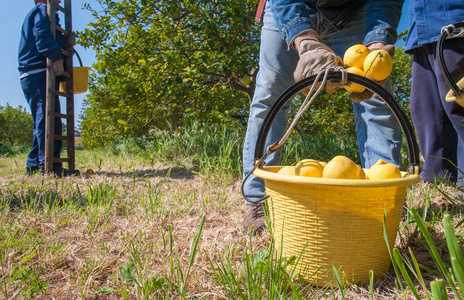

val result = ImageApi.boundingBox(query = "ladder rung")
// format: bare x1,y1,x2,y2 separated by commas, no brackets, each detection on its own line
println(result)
55,113,68,119
61,49,71,57
54,90,71,97
55,25,69,36
54,157,71,163
54,135,68,141
56,5,66,14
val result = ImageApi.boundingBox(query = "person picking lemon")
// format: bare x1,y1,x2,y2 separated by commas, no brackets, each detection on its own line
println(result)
242,0,405,235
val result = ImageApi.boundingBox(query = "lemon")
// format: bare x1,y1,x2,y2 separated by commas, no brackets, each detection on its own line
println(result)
295,159,323,177
367,163,402,180
318,161,328,168
243,75,251,85
343,44,370,69
278,166,296,175
356,165,366,180
344,67,366,93
372,159,387,167
363,50,393,81
322,156,359,179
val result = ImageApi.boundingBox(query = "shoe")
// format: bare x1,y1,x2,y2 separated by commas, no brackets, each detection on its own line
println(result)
52,168,80,177
25,166,40,175
242,202,267,235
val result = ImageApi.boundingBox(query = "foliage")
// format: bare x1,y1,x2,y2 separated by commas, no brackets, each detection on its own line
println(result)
0,144,30,156
0,103,33,146
99,120,362,177
79,0,260,148
390,209,464,300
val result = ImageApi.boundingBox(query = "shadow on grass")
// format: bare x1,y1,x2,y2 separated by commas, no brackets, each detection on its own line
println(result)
93,165,200,180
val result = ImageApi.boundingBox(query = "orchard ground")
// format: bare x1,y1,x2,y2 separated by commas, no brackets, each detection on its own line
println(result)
0,149,462,299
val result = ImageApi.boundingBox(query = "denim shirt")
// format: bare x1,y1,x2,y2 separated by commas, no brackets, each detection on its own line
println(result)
269,0,404,47
404,0,464,53
18,4,64,75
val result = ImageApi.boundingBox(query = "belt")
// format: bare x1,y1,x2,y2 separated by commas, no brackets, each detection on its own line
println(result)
255,0,266,23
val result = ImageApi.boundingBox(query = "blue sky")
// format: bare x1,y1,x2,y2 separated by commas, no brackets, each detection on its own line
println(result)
0,0,100,125
0,1,410,125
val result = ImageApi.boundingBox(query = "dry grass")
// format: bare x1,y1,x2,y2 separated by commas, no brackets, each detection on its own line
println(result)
0,150,463,299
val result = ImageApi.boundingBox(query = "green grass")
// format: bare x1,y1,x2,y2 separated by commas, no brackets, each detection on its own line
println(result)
1,124,464,299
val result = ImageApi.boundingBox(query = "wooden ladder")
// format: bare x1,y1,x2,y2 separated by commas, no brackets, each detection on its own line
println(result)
44,0,76,174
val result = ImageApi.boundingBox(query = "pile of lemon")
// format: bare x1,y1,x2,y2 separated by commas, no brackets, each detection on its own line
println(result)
342,44,393,93
277,156,402,180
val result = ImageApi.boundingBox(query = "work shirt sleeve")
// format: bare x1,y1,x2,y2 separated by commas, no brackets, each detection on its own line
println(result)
363,0,404,46
33,5,62,63
268,0,317,47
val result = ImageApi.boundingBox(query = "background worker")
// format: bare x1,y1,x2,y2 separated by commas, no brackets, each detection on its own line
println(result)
242,0,405,234
405,1,464,191
18,0,79,177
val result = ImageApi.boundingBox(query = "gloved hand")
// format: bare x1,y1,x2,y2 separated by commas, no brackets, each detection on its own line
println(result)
349,43,395,102
294,39,344,94
53,60,64,76
67,32,77,46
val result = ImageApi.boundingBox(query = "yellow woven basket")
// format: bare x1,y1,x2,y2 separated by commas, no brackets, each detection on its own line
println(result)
59,67,90,94
247,71,422,286
254,166,419,285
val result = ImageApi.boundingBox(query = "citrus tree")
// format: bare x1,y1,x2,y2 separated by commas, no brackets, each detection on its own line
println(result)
78,0,260,148
0,104,33,146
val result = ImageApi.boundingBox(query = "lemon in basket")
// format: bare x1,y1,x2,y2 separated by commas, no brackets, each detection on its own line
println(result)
295,159,323,177
357,165,366,180
318,161,328,168
367,161,402,180
277,166,296,175
322,156,360,179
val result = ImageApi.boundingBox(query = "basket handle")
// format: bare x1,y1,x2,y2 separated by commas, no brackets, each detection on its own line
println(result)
242,70,421,203
73,49,84,67
436,22,464,99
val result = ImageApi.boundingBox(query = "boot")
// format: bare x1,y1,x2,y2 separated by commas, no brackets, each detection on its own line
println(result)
242,202,267,235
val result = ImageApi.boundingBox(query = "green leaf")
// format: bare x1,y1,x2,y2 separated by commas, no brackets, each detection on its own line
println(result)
393,248,422,300
430,279,449,300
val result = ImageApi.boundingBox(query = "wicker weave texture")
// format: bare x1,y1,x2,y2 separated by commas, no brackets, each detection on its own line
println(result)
266,180,408,285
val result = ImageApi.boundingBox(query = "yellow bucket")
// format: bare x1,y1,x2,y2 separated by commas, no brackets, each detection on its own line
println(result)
59,67,90,94
254,166,419,285
248,71,422,286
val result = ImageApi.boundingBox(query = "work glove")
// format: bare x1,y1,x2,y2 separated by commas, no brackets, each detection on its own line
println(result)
53,60,64,76
67,32,76,46
294,39,344,94
349,43,395,103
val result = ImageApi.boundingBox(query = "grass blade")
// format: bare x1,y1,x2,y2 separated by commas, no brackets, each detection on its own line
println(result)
431,279,449,300
393,248,422,300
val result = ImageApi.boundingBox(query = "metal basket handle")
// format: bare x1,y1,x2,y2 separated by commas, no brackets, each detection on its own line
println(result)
436,22,464,99
73,49,84,67
243,70,420,204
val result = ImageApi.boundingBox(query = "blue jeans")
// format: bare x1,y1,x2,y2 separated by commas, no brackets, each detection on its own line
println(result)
242,6,402,203
20,71,62,170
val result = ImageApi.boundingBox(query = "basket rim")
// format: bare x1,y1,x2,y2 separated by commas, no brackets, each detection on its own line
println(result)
255,165,420,188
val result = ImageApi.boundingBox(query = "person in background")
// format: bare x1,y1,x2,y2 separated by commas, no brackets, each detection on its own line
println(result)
18,0,79,177
242,0,405,235
405,1,464,193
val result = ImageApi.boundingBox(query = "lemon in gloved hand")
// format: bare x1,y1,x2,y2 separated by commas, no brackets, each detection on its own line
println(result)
294,39,344,94
343,44,370,69
363,50,393,81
